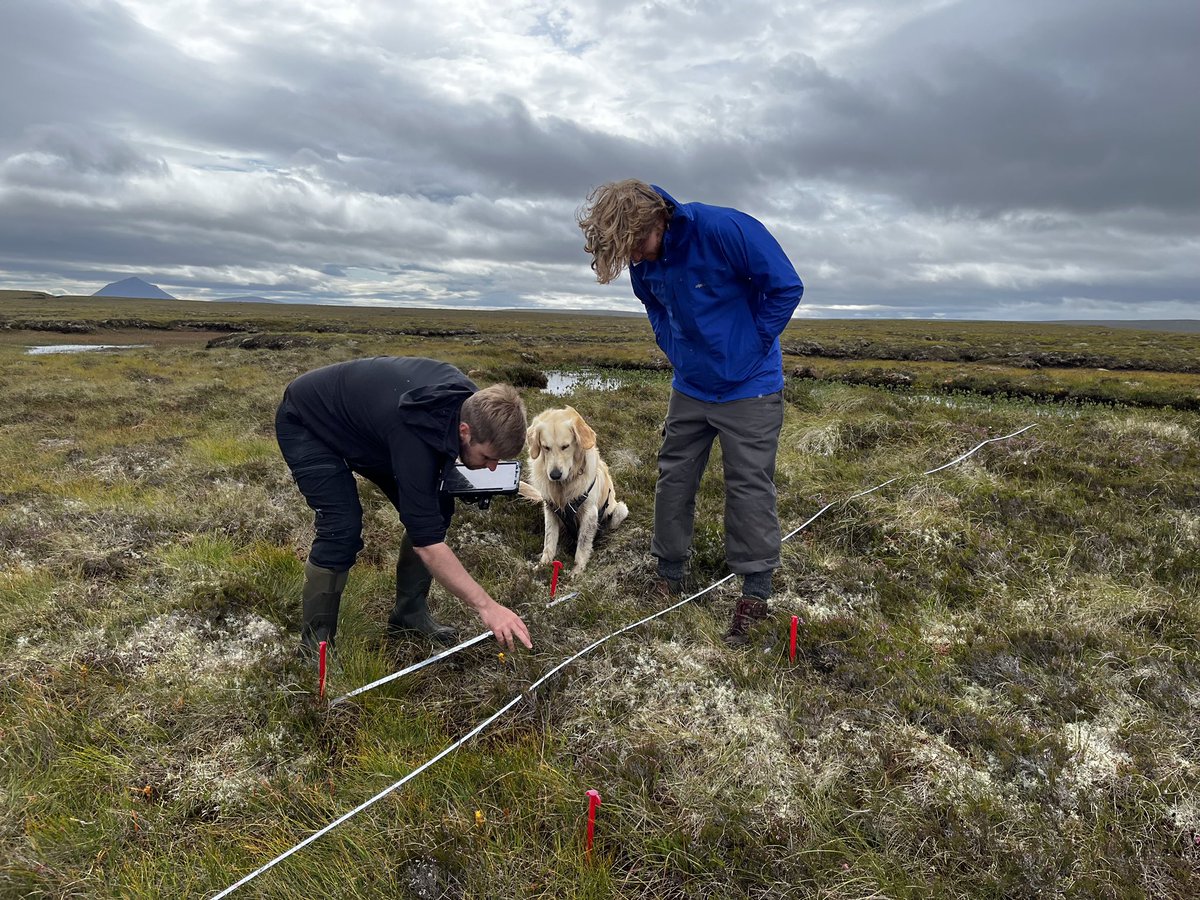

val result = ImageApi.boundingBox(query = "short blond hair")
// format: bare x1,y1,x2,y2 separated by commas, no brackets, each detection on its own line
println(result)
460,384,527,457
577,179,670,284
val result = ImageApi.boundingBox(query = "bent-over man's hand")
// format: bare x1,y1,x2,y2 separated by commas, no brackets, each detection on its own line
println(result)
411,542,533,650
480,601,532,651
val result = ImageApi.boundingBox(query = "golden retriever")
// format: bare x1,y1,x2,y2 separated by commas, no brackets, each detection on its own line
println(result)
520,406,628,575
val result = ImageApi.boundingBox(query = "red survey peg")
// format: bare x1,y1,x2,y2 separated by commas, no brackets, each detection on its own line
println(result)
585,789,602,854
550,560,563,598
318,641,328,697
789,616,799,662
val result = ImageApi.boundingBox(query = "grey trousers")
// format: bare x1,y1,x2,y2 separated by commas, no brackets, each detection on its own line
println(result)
652,389,783,577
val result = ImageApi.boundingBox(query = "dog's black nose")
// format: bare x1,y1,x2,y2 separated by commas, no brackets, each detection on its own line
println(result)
549,469,562,480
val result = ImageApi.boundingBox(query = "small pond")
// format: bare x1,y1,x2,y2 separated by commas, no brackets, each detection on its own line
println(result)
542,370,624,396
25,344,150,355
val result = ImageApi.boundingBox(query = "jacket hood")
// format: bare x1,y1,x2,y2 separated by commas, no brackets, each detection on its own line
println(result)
396,380,477,458
650,184,690,260
651,184,685,221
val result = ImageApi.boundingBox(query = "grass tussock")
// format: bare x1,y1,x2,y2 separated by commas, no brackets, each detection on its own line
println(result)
1,301,1199,897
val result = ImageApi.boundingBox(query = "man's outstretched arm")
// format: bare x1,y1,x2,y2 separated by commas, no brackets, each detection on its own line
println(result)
412,541,533,650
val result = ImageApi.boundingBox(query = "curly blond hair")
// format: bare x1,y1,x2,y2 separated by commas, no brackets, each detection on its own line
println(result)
577,179,670,284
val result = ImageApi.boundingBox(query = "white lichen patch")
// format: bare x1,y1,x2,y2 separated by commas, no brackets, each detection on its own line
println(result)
920,616,965,656
1008,581,1070,620
3,503,52,534
164,733,261,816
1169,510,1200,544
790,718,876,795
774,584,874,622
798,590,852,622
37,437,77,451
119,611,287,687
561,640,803,831
0,552,38,578
1059,717,1131,790
160,725,318,817
797,717,1016,812
892,723,1006,805
447,521,509,551
957,682,1032,729
1168,795,1200,840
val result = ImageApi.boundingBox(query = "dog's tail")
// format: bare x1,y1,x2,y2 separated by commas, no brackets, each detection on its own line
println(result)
517,481,543,504
606,500,629,530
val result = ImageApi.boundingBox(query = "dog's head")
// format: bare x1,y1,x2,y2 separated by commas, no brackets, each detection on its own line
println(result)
526,406,596,482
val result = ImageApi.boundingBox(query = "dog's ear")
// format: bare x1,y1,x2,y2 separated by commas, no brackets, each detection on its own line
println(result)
567,406,597,450
526,422,542,459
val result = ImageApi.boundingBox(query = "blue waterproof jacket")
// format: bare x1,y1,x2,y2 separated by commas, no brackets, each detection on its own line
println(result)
630,186,804,402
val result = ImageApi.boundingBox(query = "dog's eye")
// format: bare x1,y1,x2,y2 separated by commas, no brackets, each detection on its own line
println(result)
561,445,569,451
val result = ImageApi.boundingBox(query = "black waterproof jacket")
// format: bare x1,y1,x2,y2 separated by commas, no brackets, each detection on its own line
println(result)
281,356,477,546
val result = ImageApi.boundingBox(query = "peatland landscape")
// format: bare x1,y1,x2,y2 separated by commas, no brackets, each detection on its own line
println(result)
2,291,1199,898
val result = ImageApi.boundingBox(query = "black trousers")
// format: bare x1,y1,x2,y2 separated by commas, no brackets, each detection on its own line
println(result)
276,399,408,571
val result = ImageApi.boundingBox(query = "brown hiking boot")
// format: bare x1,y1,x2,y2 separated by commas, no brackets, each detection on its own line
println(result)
723,597,770,646
651,576,684,603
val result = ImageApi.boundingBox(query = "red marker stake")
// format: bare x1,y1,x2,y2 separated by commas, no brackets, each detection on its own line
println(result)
789,616,799,662
585,789,602,855
318,641,327,698
550,560,563,598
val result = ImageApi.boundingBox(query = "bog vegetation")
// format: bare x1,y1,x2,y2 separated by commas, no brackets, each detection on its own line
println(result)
2,293,1199,898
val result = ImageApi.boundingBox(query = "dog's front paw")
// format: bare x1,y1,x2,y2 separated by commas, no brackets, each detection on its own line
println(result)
539,552,555,567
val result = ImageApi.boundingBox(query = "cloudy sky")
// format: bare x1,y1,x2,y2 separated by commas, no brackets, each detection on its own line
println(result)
1,0,1196,320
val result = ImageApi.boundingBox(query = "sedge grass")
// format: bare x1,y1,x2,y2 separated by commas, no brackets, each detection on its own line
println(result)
0,306,1198,897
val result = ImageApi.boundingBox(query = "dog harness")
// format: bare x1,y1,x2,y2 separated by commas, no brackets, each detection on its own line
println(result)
553,477,611,534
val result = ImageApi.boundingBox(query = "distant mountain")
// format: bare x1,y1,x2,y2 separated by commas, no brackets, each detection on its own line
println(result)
213,295,287,304
93,277,176,300
1058,319,1200,334
566,307,643,317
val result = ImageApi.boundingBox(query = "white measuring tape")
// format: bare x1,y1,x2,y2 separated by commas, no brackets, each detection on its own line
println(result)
783,423,1037,541
211,423,1036,898
330,591,580,706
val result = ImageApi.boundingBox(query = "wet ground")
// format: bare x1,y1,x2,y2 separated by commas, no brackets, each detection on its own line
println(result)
0,328,227,352
542,370,624,395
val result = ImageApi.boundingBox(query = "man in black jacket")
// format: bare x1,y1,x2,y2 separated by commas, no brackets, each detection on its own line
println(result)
275,356,532,653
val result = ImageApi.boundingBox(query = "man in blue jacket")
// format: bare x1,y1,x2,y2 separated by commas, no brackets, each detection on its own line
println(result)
275,356,533,655
578,180,804,645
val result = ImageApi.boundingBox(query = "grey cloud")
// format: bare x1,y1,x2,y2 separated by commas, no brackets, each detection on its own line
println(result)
0,3,731,212
0,0,1194,319
0,1,207,142
7,124,168,181
758,0,1200,216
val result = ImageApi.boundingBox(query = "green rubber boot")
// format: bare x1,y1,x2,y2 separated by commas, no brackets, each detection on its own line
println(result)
299,561,348,657
387,536,458,646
